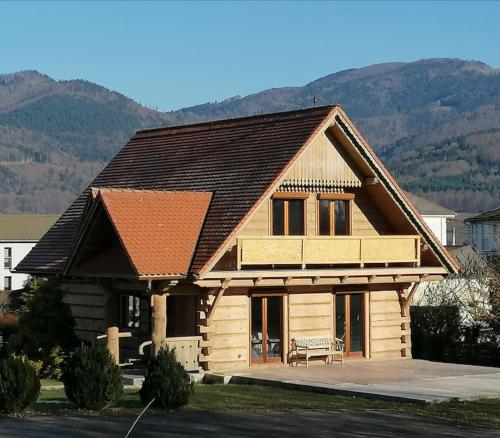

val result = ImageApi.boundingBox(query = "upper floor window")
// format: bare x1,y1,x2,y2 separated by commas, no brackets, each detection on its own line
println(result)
4,248,12,270
272,193,308,236
3,276,12,291
318,194,354,236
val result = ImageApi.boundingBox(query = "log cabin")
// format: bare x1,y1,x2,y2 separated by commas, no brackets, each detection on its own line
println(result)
16,105,459,372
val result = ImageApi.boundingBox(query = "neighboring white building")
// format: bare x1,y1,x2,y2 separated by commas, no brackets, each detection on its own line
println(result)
406,193,456,245
0,215,58,291
465,208,500,261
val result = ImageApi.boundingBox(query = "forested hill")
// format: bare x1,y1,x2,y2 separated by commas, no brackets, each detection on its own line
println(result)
0,58,499,213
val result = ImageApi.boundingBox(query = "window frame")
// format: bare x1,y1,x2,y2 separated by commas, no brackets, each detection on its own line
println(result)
4,247,12,270
119,294,141,330
3,276,12,291
317,193,354,236
271,192,308,236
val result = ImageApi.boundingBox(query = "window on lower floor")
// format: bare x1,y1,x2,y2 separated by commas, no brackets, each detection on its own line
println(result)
120,294,140,329
3,276,12,291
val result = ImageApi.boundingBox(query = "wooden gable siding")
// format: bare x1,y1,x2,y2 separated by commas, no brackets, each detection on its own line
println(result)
236,188,393,240
238,200,270,236
351,190,394,236
232,129,393,242
280,130,363,191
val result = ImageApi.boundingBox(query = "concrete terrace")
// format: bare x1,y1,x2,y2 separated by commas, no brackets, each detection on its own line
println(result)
213,359,500,404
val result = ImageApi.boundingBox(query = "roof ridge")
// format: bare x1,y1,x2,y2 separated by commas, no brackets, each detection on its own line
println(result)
135,105,338,138
466,206,500,221
93,187,212,195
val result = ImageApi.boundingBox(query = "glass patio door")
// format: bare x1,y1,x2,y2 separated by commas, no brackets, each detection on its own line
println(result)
251,296,283,364
335,293,364,357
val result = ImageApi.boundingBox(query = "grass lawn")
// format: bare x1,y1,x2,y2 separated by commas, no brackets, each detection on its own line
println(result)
28,384,500,428
40,379,63,387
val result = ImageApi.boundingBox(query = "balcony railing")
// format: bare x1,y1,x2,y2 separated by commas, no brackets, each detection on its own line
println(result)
236,235,421,269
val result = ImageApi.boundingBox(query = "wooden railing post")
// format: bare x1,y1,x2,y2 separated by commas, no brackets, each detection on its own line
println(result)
107,326,119,365
97,326,132,365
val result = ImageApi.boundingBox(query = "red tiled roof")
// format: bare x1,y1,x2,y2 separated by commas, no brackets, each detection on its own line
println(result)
94,189,211,277
17,106,336,275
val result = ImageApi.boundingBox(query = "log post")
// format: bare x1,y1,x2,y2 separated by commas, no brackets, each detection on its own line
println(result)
97,327,132,365
152,293,167,356
107,326,120,365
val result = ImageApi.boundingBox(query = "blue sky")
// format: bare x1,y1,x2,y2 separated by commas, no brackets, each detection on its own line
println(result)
1,1,499,111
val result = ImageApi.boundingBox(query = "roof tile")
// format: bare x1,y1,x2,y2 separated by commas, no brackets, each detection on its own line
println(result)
97,189,211,277
17,106,335,275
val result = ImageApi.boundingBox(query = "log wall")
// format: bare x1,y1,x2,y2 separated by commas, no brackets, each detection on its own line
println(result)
288,292,333,340
61,280,108,342
206,292,249,372
206,286,411,372
369,289,410,359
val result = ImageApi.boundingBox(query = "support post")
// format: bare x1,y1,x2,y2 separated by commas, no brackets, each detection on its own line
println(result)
152,293,167,356
97,326,132,365
107,326,119,365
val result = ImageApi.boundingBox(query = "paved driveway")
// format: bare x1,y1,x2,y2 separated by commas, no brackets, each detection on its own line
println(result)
1,411,499,437
221,359,500,403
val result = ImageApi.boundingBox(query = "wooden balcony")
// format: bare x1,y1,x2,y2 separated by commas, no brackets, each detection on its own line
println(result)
236,235,421,269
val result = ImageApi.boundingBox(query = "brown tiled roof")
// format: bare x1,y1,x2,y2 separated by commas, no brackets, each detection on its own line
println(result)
17,106,336,275
93,189,211,277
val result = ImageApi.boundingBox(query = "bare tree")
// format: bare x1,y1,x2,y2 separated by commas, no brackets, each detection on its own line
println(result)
415,252,498,330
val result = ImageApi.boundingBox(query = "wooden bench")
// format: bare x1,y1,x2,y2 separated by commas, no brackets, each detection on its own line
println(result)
291,336,344,368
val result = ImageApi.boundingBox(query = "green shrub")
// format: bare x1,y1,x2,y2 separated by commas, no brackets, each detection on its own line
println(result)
140,347,194,409
9,277,78,378
410,305,461,361
0,355,40,413
62,345,123,410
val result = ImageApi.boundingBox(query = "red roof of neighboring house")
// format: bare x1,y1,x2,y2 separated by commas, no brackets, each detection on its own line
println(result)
17,106,335,276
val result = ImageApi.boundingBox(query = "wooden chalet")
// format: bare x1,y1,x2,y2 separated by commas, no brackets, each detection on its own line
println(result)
16,106,458,372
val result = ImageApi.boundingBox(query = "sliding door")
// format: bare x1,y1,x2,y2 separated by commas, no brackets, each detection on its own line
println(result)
335,293,364,357
251,296,283,364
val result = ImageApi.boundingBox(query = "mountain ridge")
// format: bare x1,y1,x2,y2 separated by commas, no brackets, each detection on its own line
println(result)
0,58,498,213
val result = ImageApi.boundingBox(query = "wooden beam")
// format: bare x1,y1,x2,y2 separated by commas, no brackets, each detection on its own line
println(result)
272,192,309,199
398,283,420,317
201,266,448,279
317,193,355,200
206,280,230,324
364,177,379,186
156,279,179,293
